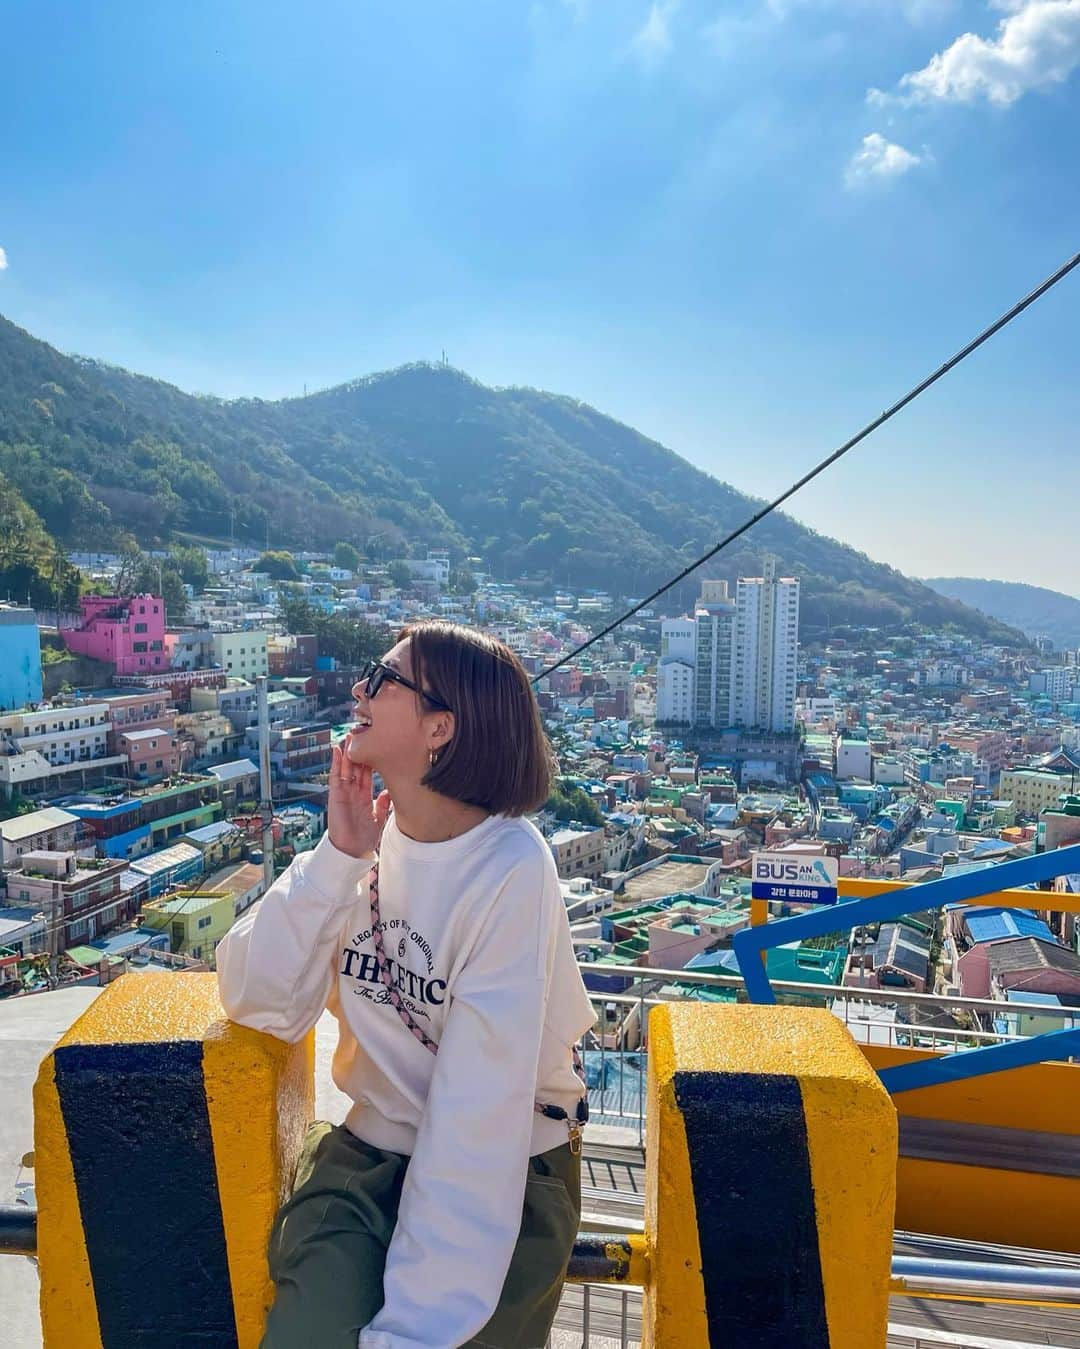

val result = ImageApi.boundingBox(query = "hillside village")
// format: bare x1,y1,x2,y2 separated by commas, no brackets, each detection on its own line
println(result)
1,542,1078,1054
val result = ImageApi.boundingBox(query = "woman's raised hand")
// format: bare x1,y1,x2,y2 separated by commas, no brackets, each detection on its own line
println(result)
328,737,391,859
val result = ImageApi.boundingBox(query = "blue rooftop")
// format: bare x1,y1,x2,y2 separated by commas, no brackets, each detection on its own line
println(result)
1006,989,1062,1006
970,838,1015,857
685,948,740,973
964,907,1056,946
90,928,170,956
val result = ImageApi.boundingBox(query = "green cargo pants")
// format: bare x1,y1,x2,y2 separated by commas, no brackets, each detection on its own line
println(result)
261,1122,581,1349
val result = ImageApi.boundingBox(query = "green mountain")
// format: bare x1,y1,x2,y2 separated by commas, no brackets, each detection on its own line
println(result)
0,471,83,610
924,578,1080,651
0,313,1025,643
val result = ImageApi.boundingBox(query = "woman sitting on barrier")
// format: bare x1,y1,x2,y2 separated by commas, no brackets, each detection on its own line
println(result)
217,622,595,1349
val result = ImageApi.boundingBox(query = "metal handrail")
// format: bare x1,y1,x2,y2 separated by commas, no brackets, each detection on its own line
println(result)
5,1203,1077,1307
582,988,1030,1050
575,963,1073,1023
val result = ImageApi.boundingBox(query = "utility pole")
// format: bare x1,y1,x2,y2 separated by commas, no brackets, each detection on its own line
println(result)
256,676,275,891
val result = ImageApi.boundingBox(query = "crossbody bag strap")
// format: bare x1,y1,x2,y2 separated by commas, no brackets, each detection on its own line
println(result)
367,860,588,1154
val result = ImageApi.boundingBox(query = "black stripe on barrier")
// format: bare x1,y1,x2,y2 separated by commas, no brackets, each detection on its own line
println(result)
568,1234,636,1282
674,1071,829,1349
54,1041,239,1349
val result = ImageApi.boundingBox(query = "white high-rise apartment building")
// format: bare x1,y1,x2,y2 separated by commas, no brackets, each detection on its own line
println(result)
693,593,735,729
732,559,800,733
657,569,799,733
657,618,696,724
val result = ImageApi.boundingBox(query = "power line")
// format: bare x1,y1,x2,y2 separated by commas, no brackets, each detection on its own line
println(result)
531,249,1080,686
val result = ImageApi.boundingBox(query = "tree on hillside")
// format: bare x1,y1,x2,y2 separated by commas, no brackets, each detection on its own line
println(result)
388,561,413,590
169,544,209,592
333,541,361,573
257,550,301,581
280,596,384,668
545,781,605,827
115,546,188,619
449,567,477,595
0,474,83,610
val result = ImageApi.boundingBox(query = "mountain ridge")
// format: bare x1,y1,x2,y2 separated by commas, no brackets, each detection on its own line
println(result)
923,578,1080,651
0,312,1026,644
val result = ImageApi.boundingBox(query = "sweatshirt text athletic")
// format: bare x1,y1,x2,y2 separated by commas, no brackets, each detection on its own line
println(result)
216,809,596,1349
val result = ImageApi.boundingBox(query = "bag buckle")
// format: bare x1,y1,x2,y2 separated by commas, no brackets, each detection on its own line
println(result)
567,1120,584,1157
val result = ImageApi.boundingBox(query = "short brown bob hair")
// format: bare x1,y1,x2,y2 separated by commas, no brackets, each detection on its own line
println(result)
400,621,554,817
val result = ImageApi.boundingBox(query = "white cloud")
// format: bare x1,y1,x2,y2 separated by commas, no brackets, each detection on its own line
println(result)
845,132,924,185
0,247,7,271
631,0,679,63
870,0,1080,106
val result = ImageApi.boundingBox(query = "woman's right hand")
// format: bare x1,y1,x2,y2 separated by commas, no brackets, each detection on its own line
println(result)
327,737,391,859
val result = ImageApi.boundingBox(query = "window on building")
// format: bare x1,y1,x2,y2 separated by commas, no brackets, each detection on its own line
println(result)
198,915,213,929
133,642,148,653
134,623,148,633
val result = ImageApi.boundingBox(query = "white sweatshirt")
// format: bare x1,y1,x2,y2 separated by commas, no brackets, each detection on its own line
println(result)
216,810,596,1349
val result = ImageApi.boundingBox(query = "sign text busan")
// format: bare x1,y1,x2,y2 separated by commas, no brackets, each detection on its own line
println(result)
751,852,839,906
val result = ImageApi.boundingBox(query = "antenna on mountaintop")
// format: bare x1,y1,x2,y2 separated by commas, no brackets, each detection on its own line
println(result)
441,349,448,367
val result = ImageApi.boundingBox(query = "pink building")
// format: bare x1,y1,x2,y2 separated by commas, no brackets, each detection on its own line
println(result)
548,667,583,697
102,690,176,755
61,595,170,677
944,729,1012,772
118,727,181,781
955,943,995,999
646,906,749,970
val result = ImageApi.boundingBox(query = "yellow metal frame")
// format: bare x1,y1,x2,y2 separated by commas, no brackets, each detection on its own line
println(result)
751,875,1080,931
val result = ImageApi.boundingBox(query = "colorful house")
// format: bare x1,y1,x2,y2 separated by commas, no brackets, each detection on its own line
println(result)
61,594,169,676
0,604,43,711
139,889,235,964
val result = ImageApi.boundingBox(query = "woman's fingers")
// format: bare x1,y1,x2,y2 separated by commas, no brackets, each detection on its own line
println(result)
374,789,392,830
339,735,358,785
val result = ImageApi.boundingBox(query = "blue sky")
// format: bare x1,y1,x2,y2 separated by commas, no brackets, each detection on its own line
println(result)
2,0,1078,593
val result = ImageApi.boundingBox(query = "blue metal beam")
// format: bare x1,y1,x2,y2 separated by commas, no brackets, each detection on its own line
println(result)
731,844,1080,1094
878,1027,1080,1095
733,843,1080,1006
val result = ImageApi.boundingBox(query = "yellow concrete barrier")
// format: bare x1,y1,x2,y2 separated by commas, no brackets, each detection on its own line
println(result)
34,978,899,1348
33,972,313,1349
645,1002,897,1348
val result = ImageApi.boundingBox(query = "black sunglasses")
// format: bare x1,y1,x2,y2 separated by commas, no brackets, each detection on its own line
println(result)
358,660,452,713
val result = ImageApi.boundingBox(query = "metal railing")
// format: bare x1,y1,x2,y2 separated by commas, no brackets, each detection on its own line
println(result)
570,961,1076,1141
7,1201,1076,1349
